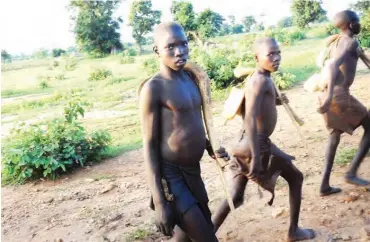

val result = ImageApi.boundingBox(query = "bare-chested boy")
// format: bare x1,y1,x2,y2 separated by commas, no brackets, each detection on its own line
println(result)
212,37,315,242
139,22,229,241
318,10,370,196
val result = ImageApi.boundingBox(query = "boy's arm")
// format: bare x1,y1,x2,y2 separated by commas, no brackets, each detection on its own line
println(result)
318,39,357,113
139,82,165,206
244,76,268,180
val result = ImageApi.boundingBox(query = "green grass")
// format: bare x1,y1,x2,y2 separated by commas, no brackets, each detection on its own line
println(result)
335,148,357,166
125,228,151,242
1,26,328,165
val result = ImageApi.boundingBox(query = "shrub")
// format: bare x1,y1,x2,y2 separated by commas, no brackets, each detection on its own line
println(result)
107,76,134,85
325,23,339,35
54,73,66,81
64,57,78,71
1,97,111,184
272,71,296,90
120,56,135,64
141,57,159,75
88,68,113,81
39,80,49,89
123,48,137,57
52,60,60,67
359,9,370,48
191,47,240,89
265,28,306,46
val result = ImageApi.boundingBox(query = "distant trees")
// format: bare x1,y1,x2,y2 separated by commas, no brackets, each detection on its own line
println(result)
1,50,12,63
52,48,66,57
68,0,122,57
291,0,327,28
242,16,256,32
128,0,161,53
278,17,293,28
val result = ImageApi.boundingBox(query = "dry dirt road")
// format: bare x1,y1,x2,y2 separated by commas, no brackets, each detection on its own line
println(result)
2,71,370,242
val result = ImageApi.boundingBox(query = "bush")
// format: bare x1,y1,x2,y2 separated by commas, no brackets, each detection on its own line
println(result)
64,57,78,71
88,68,113,81
325,23,339,35
191,47,240,89
142,57,159,75
120,56,135,64
54,73,66,81
107,76,134,85
265,28,306,46
272,71,296,90
1,97,111,184
39,80,49,89
359,9,370,48
123,48,137,57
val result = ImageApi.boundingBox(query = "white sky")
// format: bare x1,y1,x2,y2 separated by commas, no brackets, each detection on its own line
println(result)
0,0,358,55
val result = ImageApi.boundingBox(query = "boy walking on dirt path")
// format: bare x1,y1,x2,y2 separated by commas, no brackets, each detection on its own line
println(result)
212,37,315,242
139,22,229,241
317,10,370,197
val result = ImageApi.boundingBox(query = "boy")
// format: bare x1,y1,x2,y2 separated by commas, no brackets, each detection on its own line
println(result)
139,22,228,241
317,10,370,196
212,37,315,242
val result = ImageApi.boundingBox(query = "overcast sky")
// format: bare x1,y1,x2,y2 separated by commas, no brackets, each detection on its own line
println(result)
0,0,358,55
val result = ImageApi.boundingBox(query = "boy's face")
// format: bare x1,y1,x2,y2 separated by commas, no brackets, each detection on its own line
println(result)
154,27,189,71
255,41,281,73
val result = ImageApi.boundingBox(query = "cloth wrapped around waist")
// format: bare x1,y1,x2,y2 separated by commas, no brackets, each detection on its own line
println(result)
318,88,369,135
229,132,284,205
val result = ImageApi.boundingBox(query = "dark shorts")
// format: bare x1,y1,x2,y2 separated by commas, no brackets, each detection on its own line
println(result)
150,161,213,228
227,133,293,205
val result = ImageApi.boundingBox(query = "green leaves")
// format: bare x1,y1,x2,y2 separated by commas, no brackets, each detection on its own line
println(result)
128,1,161,51
2,98,111,184
291,0,327,29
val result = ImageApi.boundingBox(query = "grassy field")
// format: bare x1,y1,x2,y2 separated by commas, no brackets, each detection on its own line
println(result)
1,30,326,158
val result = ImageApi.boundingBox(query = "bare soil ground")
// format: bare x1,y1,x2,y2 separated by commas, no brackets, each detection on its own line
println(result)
2,72,370,242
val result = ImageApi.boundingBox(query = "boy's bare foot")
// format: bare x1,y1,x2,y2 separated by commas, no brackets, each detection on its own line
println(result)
345,174,370,186
287,228,315,242
320,186,342,196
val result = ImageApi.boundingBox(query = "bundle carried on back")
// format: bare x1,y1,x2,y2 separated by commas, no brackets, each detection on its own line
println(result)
304,34,370,93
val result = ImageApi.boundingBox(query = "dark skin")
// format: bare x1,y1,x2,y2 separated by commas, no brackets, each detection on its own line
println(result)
212,38,315,241
317,13,370,196
140,22,228,241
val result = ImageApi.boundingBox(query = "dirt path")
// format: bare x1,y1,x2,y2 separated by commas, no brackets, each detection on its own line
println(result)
2,72,370,242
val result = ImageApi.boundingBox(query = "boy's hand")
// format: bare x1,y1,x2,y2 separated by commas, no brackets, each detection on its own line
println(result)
247,157,261,181
280,93,289,104
317,99,331,114
209,146,230,161
155,203,175,236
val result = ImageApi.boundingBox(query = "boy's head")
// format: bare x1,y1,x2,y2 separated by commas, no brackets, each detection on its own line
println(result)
153,22,189,71
253,37,281,73
334,10,360,35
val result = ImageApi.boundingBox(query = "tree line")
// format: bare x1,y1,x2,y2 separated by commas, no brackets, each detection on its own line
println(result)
3,0,369,61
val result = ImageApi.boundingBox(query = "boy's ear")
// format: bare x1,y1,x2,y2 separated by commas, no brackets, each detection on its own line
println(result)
153,46,159,56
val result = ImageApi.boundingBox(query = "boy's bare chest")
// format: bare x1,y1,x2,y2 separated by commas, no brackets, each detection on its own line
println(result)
163,81,202,111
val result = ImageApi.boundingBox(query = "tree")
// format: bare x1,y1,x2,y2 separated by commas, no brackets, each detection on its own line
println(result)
219,23,231,36
242,16,256,32
228,15,236,25
33,48,49,59
1,50,12,63
52,48,66,57
291,0,327,28
196,9,224,40
69,0,122,57
255,22,265,31
277,16,293,28
171,1,197,33
351,0,370,16
231,24,244,34
128,0,161,53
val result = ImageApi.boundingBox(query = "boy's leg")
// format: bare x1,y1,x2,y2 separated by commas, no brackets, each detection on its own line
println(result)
279,156,315,241
320,130,342,196
173,204,218,242
345,115,370,186
212,172,248,233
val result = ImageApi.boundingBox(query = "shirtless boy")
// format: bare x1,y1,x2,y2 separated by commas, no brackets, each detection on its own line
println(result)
212,37,315,242
318,10,370,196
139,22,228,241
